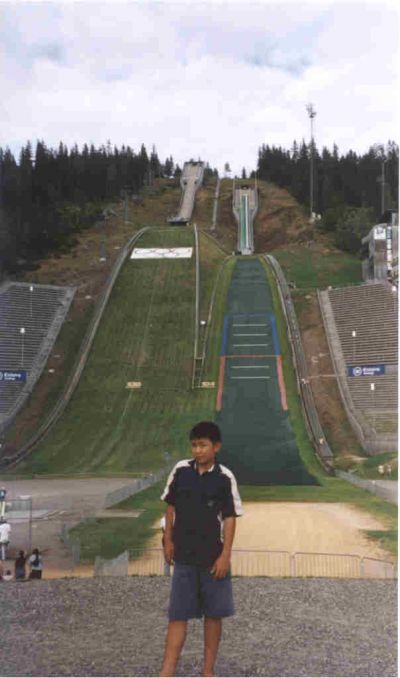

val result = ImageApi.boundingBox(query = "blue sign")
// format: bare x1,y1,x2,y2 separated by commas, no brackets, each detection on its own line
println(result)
348,364,385,377
0,370,27,383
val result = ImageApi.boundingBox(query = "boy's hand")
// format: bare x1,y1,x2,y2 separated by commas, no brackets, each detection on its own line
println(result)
163,538,174,564
210,552,230,579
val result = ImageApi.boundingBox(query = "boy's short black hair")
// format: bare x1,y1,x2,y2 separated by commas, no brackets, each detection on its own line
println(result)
189,421,222,443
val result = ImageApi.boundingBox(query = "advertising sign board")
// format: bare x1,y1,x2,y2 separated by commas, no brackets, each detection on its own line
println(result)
348,364,385,377
0,370,27,382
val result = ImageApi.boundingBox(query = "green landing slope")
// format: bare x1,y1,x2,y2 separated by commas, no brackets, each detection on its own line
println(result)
16,229,224,475
217,258,318,485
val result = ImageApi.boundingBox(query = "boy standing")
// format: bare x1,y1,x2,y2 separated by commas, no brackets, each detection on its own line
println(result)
159,421,243,677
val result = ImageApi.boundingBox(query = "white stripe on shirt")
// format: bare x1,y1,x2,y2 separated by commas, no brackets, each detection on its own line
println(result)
160,459,191,501
219,464,244,516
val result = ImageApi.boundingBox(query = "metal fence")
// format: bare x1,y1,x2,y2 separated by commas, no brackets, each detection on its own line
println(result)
124,548,396,580
60,522,81,566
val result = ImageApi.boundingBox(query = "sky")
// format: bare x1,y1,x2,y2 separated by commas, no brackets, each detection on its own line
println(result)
0,0,398,175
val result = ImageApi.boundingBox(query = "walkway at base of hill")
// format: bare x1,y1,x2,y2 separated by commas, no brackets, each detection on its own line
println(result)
0,577,396,677
0,477,148,572
216,258,316,485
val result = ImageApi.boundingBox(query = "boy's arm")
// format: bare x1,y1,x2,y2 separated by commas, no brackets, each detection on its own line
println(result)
210,516,236,579
163,504,175,564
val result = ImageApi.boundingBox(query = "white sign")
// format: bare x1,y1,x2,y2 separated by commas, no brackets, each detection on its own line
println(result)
131,248,193,259
126,381,142,389
374,226,386,240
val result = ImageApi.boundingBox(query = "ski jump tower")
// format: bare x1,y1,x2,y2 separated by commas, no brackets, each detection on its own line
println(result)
232,181,258,254
168,161,205,224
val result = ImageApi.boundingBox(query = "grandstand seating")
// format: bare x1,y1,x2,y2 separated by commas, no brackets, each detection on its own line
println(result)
320,281,398,450
0,282,75,431
328,283,397,364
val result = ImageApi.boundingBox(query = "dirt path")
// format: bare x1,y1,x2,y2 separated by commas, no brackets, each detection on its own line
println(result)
144,501,391,561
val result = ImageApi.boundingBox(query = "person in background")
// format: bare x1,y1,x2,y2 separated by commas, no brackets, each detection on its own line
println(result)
28,548,43,579
0,517,11,561
3,570,13,581
15,550,27,580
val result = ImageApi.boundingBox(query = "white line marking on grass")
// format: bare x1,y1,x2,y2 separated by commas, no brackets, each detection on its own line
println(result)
231,365,270,369
233,333,268,337
233,344,268,347
230,376,271,380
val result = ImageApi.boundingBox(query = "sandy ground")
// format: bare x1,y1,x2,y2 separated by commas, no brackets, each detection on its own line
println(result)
235,502,390,558
143,501,389,559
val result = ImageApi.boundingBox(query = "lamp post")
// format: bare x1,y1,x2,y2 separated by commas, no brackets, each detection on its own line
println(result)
381,157,387,215
370,382,375,432
306,103,317,222
100,211,107,261
29,285,33,318
124,186,131,224
20,327,25,366
351,330,357,364
20,495,32,553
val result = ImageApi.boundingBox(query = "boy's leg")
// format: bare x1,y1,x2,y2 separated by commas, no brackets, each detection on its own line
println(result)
160,620,188,677
203,617,222,677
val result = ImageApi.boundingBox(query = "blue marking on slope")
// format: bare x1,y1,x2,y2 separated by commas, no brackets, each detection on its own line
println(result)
270,313,280,355
221,314,230,356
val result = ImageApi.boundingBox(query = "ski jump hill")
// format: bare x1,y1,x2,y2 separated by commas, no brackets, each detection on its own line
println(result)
168,161,204,224
2,168,330,485
232,181,258,254
0,168,395,496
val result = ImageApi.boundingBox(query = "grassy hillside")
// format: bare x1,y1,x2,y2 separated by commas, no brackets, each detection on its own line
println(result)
13,228,226,475
3,179,183,455
254,182,311,251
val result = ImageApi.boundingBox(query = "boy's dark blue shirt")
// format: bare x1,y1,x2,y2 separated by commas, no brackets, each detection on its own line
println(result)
161,459,243,568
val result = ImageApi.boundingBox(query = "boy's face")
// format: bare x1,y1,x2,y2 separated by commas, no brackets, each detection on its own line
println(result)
191,437,221,468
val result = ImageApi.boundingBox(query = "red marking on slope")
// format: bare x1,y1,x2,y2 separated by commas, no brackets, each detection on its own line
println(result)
276,355,288,411
216,356,226,412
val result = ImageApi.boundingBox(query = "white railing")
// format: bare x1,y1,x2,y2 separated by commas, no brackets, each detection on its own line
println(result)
125,548,396,579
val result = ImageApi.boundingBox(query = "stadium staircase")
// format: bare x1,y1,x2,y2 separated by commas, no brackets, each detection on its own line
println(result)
0,282,75,434
319,282,398,453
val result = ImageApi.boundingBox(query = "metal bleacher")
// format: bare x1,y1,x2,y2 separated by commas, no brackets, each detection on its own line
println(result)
319,282,398,453
0,282,75,433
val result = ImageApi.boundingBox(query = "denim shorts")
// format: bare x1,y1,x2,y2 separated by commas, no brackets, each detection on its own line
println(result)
168,561,235,621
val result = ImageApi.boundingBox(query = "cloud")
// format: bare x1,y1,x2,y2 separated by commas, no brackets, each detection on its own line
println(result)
0,1,398,175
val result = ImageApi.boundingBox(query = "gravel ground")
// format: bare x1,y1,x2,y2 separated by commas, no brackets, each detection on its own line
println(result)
0,577,396,677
